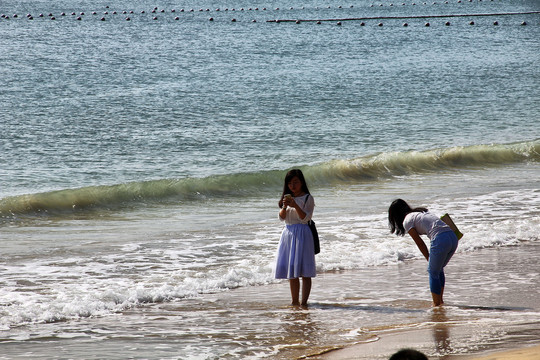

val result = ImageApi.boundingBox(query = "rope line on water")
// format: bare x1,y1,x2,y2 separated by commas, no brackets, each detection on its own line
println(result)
266,10,540,22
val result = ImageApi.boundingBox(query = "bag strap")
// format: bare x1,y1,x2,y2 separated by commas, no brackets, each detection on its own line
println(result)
305,194,313,223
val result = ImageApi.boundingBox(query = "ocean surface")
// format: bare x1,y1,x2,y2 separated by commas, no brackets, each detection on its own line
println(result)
1,0,539,359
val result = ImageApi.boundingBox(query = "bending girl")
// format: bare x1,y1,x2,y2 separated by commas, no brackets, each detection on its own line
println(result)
275,169,316,307
388,199,458,306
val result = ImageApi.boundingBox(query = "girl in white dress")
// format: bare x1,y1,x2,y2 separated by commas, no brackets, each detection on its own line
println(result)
275,169,316,307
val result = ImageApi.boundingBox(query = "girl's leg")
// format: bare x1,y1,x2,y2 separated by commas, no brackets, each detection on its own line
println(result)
301,277,312,306
289,278,300,305
431,292,443,306
430,271,446,305
440,272,446,303
428,232,457,306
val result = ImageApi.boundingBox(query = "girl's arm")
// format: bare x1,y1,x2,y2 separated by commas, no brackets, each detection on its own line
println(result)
408,228,429,261
279,205,287,220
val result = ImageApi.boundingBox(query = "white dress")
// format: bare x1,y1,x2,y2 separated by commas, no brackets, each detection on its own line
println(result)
274,194,316,279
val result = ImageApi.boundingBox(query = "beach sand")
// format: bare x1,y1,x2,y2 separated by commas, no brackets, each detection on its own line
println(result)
466,345,540,360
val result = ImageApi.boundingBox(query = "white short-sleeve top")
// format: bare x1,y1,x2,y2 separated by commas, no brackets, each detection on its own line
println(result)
403,211,451,240
280,194,315,225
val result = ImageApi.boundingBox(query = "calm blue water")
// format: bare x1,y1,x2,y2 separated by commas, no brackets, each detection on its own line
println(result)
0,0,539,359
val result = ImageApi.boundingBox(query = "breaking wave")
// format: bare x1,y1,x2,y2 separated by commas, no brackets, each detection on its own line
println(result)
1,140,538,217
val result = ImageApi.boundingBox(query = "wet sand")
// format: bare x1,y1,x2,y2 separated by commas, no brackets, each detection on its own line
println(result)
301,243,540,360
211,242,540,360
318,328,540,360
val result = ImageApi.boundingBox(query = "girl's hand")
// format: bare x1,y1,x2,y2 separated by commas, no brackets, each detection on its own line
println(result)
283,196,296,208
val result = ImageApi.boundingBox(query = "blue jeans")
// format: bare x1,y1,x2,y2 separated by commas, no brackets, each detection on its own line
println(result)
428,231,458,295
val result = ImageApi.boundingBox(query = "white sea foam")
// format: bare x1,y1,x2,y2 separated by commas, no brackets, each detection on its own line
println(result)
2,185,537,331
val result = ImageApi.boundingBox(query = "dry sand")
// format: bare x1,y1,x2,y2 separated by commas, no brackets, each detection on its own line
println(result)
464,344,540,360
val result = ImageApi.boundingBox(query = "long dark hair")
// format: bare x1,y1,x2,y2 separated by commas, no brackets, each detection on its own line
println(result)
388,199,428,236
278,169,310,207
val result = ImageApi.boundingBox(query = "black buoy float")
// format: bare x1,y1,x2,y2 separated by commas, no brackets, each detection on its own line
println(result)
493,21,498,25
337,21,342,26
425,22,430,26
521,21,527,26
101,17,105,21
469,21,474,25
174,16,179,20
360,22,365,26
232,18,236,22
445,21,451,26
403,22,408,26
378,22,383,26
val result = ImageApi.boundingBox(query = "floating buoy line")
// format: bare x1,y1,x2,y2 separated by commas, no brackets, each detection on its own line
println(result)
267,11,540,23
0,2,538,26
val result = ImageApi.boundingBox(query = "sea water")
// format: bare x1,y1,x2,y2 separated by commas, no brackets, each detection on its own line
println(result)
0,0,539,359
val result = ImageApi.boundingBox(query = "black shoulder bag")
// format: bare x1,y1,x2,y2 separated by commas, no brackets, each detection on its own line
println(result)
305,194,320,254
